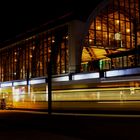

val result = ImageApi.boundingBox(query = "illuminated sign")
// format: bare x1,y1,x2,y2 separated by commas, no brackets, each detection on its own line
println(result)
13,81,27,86
73,72,99,80
29,79,46,85
106,67,140,77
52,76,69,82
1,82,12,88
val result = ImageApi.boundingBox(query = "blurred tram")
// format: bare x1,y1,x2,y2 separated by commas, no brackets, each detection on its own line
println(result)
10,74,140,111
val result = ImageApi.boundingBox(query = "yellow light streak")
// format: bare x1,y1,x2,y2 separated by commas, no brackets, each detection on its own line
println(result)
52,87,140,93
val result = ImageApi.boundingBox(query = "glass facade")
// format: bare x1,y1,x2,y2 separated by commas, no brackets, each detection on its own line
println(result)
1,0,140,110
82,0,140,72
0,25,68,82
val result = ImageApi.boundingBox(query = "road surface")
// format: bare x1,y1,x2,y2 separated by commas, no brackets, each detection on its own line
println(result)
0,110,139,139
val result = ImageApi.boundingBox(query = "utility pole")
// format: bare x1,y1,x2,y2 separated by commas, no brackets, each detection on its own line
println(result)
47,60,52,115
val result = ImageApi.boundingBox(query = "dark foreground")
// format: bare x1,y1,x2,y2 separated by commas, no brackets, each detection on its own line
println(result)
0,110,140,140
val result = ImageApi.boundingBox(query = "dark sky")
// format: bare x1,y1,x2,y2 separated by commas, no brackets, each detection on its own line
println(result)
0,0,73,42
0,0,102,43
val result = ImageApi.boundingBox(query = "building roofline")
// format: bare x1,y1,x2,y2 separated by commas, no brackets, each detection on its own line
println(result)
0,11,74,48
83,0,111,38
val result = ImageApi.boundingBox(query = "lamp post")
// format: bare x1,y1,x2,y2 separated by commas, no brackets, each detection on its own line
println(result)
47,59,52,115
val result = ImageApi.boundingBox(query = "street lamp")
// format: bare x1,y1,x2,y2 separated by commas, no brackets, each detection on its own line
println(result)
47,56,52,115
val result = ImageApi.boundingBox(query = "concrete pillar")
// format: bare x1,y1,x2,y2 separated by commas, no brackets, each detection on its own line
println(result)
68,20,85,73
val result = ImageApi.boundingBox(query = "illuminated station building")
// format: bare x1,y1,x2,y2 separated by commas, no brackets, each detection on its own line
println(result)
1,0,140,110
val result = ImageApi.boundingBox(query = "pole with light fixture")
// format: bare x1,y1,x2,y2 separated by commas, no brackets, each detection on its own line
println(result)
47,39,52,115
47,60,52,115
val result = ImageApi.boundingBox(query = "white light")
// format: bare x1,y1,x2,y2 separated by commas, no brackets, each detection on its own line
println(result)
28,85,30,95
52,76,69,82
106,70,123,77
13,88,20,102
115,32,122,40
89,39,92,42
73,73,99,80
1,82,12,88
29,79,46,85
106,67,140,77
13,81,27,86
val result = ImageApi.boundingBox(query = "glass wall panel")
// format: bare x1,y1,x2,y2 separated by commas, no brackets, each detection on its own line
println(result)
0,25,68,82
82,0,140,72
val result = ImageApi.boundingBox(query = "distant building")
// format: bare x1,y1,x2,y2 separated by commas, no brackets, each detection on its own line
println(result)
0,0,140,110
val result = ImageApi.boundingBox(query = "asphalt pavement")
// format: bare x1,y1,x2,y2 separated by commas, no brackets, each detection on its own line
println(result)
0,110,140,140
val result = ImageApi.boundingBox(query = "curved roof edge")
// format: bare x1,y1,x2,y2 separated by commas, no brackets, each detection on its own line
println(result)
82,0,112,43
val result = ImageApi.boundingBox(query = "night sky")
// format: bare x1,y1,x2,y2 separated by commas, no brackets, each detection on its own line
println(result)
0,0,101,43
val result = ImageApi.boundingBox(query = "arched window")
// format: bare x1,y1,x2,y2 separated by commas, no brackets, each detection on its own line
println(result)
82,0,140,72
